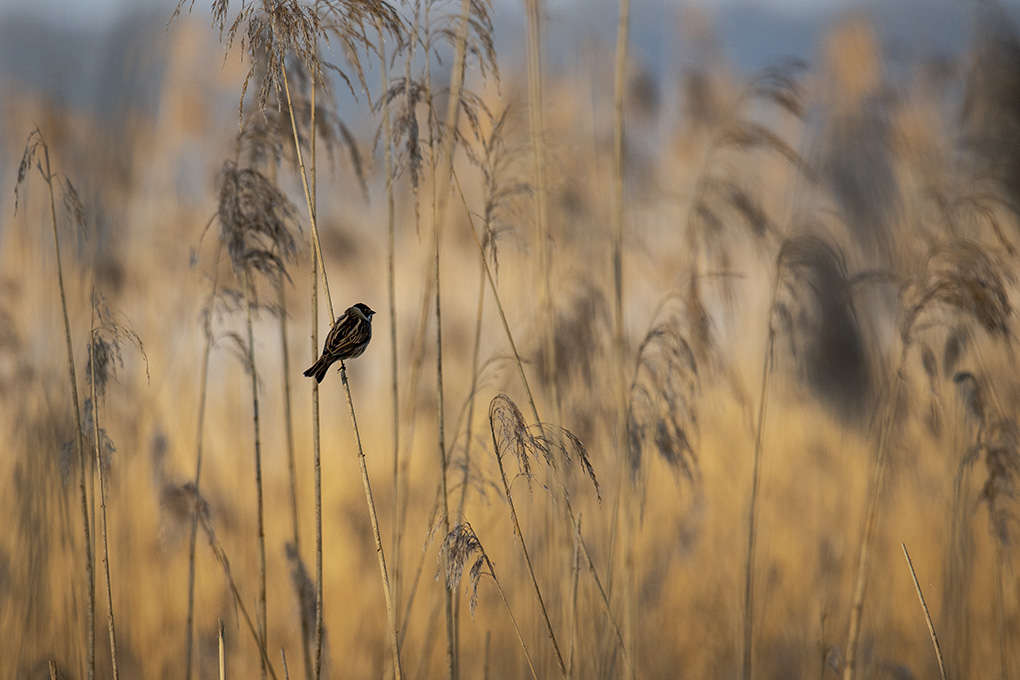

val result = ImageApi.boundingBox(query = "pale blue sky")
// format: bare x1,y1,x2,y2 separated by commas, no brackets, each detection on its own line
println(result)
0,0,848,29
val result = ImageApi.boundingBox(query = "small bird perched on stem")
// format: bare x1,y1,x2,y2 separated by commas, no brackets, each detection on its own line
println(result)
304,303,375,383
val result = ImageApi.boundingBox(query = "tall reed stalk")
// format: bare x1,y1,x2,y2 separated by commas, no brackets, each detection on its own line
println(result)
87,328,119,680
375,17,403,632
278,58,404,680
842,350,904,680
523,0,559,424
17,131,94,680
611,0,632,672
185,234,221,680
743,270,779,680
242,267,269,680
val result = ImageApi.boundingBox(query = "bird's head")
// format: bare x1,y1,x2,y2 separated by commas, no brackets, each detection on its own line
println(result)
351,302,375,321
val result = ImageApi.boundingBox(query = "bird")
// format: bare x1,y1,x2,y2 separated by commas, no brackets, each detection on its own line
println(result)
303,303,375,383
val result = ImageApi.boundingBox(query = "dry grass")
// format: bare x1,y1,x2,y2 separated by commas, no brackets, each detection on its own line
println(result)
4,3,1020,680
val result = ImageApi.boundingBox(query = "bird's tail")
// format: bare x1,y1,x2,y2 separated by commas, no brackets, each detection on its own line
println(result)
303,358,329,383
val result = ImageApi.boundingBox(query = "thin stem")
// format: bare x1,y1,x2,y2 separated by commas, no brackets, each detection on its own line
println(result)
843,349,907,680
219,620,226,680
743,296,778,680
901,544,948,680
611,1,631,672
42,139,94,680
611,0,630,448
523,0,560,424
197,511,279,680
340,366,403,680
491,432,567,676
277,269,311,680
277,277,301,548
376,17,403,637
484,559,540,680
309,70,324,680
244,269,269,680
994,539,1009,680
457,264,486,520
420,1,463,674
186,230,220,680
311,256,324,680
273,49,327,680
89,324,119,680
279,55,333,320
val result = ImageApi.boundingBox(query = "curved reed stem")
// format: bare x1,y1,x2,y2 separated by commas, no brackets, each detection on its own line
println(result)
340,366,403,680
490,428,567,677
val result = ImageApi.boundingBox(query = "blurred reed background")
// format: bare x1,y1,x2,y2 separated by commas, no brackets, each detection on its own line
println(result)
2,1,1020,679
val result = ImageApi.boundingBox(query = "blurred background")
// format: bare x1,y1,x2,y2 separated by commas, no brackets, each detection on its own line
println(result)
3,1,1020,679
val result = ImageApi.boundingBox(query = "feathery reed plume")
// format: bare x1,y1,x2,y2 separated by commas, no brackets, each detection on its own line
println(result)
902,240,1014,341
439,523,539,680
627,288,708,485
488,393,601,677
172,0,403,121
16,129,95,680
957,412,1020,680
685,62,805,266
238,54,369,200
86,291,147,680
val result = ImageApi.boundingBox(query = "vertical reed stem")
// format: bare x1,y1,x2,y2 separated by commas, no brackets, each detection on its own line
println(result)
340,366,404,680
186,235,220,680
41,139,94,680
243,269,268,680
89,320,119,680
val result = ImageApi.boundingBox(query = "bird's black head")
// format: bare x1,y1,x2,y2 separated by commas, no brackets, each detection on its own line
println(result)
352,302,375,320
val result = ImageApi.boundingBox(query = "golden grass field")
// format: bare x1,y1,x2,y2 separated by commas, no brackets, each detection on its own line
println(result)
2,2,1020,679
